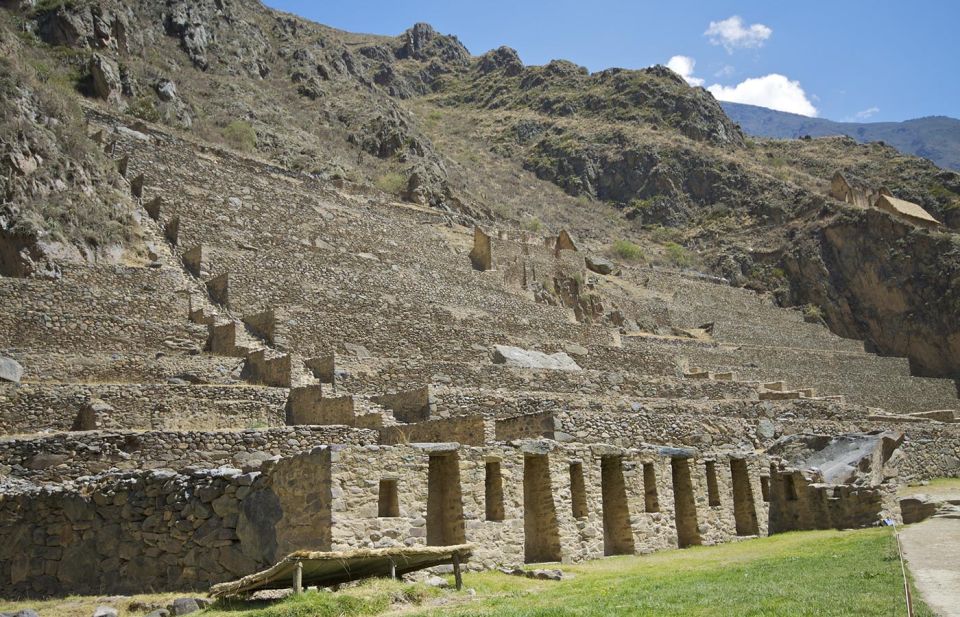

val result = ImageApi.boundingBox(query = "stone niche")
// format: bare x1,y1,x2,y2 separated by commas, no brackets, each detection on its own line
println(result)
372,386,433,423
243,309,277,347
285,386,355,425
305,354,336,384
182,244,210,278
205,272,229,307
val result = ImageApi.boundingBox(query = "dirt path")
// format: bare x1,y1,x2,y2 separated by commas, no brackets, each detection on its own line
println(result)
900,516,960,617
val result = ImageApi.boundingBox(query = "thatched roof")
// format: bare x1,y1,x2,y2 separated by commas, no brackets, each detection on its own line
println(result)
209,544,473,598
875,194,942,226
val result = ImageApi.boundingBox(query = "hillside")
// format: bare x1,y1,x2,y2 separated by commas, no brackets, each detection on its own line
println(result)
0,0,959,607
722,101,960,171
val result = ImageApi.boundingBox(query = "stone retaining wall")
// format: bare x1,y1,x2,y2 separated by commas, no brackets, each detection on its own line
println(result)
0,383,288,435
0,426,378,482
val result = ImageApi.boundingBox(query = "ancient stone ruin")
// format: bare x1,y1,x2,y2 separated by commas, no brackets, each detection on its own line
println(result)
1,115,958,600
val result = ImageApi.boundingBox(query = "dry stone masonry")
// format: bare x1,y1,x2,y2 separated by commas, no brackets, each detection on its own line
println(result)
0,113,957,598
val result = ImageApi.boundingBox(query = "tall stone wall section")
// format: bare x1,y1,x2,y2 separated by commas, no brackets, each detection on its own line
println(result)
0,442,769,596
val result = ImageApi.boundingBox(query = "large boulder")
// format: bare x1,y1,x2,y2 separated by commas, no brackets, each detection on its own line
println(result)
89,53,121,101
585,255,615,275
767,431,904,485
0,356,23,383
491,345,581,371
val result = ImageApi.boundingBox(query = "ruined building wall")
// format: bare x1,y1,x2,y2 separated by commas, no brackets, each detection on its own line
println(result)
0,442,770,597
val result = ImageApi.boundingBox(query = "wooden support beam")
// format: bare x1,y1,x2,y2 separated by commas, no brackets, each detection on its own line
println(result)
293,560,303,594
452,552,463,591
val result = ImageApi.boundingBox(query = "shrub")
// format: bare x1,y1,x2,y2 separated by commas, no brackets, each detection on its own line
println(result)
523,217,542,232
374,172,407,195
612,239,644,262
222,120,257,152
128,96,160,123
664,242,692,267
803,303,824,322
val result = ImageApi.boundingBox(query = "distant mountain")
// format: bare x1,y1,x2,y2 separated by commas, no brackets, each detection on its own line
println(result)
721,102,960,171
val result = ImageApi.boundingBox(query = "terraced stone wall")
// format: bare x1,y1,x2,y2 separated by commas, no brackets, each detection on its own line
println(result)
0,383,288,434
0,426,378,482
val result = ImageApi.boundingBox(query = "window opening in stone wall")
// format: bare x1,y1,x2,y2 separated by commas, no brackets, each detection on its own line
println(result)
671,458,702,548
760,476,770,502
601,456,635,556
378,479,399,517
730,459,760,536
485,461,505,522
569,462,588,519
524,454,562,563
705,461,721,507
643,463,660,512
427,453,466,546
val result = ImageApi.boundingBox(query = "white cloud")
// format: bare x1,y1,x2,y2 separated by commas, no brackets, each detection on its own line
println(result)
666,55,704,87
705,16,772,52
707,74,818,116
851,106,880,121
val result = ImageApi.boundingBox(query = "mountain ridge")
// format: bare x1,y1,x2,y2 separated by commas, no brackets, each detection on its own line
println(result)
722,101,960,171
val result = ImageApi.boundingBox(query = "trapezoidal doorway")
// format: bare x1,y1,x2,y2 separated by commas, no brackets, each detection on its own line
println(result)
523,453,562,563
730,459,760,536
601,456,635,556
427,453,465,546
671,457,702,548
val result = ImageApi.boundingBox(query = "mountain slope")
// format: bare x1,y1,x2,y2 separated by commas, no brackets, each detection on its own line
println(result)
722,102,960,172
1,0,959,380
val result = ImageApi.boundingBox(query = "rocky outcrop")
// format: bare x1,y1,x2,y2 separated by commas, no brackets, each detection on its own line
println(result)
783,208,960,379
35,3,131,52
394,23,470,66
89,53,121,101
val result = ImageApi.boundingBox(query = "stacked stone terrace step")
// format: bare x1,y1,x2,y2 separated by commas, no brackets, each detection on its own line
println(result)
427,386,873,426
334,358,758,401
0,383,288,435
0,426,378,483
626,337,958,414
1,351,245,385
0,265,204,353
109,128,597,339
191,246,594,350
618,268,866,353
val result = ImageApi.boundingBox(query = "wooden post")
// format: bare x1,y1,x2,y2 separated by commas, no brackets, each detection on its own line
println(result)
293,560,303,595
452,552,463,591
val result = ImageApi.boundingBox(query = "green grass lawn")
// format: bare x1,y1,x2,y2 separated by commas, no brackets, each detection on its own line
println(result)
0,528,933,617
205,528,931,617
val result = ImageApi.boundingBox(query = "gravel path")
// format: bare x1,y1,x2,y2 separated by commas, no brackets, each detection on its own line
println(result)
901,516,960,617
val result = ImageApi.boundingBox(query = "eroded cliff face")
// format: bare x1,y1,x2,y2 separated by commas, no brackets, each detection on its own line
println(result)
783,209,960,379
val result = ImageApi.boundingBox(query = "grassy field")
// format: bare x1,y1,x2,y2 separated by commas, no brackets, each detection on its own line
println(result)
1,528,932,617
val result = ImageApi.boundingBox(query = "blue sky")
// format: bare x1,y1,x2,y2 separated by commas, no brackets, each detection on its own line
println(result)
263,1,959,122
